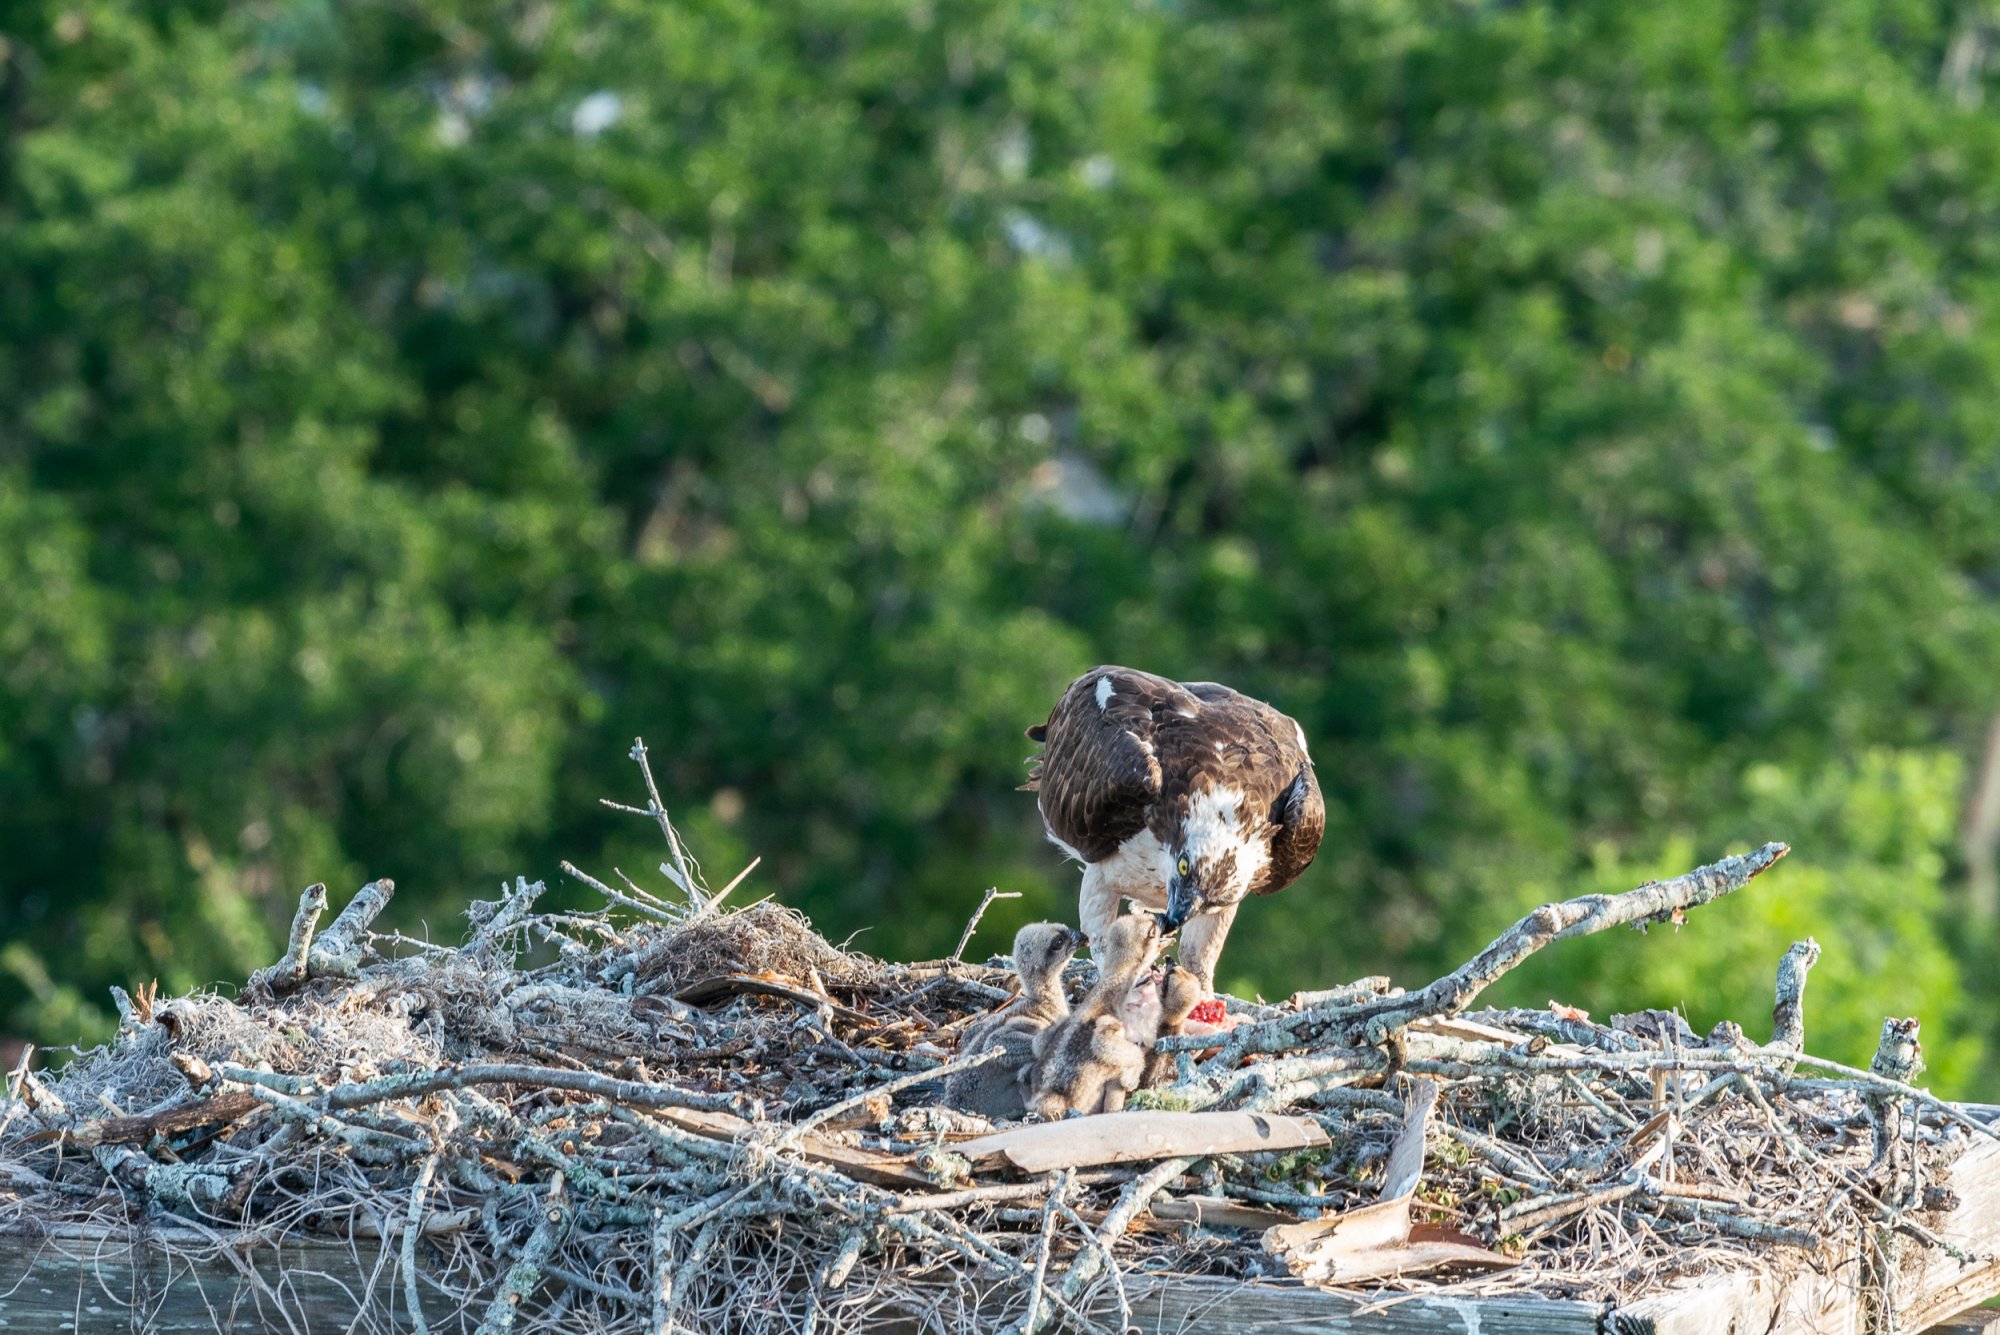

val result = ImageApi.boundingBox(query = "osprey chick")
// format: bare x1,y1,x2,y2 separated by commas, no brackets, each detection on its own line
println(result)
1021,914,1166,1118
944,922,1083,1121
1023,665,1324,994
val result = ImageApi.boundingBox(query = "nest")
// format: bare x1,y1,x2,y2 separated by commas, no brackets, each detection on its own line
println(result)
623,899,882,996
0,747,1988,1335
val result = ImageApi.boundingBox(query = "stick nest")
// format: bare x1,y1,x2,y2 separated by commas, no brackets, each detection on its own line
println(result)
0,756,1985,1335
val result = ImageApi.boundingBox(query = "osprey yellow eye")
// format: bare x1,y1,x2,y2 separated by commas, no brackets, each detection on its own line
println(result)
1176,856,1190,877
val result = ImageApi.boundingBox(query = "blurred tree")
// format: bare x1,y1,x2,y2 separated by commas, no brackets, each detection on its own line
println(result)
2,0,1997,1089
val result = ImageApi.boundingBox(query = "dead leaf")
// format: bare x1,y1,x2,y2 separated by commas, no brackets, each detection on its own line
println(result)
1263,1077,1518,1287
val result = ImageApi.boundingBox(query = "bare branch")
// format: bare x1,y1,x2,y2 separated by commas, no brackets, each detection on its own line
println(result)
317,1062,750,1116
951,886,1022,964
1770,937,1821,1051
1350,843,1789,1043
247,882,329,996
306,878,396,980
628,737,698,897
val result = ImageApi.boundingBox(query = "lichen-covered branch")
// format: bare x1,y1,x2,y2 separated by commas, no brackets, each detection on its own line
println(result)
1770,937,1821,1052
319,1063,748,1116
474,1177,571,1335
248,882,329,996
1349,842,1789,1043
306,877,397,980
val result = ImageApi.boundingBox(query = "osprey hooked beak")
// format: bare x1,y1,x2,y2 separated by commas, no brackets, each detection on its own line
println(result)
1160,857,1200,931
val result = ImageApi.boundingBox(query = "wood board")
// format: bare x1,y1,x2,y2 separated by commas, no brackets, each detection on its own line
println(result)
1608,1136,2000,1335
955,1108,1328,1172
6,1135,2000,1334
1,1227,1995,1334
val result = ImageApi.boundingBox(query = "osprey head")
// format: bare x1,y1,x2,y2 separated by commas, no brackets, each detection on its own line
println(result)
1158,787,1268,930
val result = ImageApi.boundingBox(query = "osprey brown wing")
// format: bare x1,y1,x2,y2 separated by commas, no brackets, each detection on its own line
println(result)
1024,667,1177,863
1205,690,1323,897
1258,761,1324,895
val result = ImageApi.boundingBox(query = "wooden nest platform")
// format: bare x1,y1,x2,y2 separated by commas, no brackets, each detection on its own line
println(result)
4,741,1998,1334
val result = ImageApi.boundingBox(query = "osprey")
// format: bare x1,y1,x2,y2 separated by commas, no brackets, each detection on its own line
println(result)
1023,666,1324,995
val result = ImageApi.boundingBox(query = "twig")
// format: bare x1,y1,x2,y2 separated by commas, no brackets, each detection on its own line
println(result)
15,1056,69,1127
1785,1055,2000,1144
403,1153,439,1335
313,1063,747,1115
1564,1072,1639,1132
1288,977,1394,1009
1349,843,1789,1043
704,856,761,916
1057,1154,1198,1306
231,1083,427,1164
888,1179,1057,1214
890,1210,1112,1335
1439,1121,1556,1189
1013,1170,1069,1335
51,1090,263,1147
108,985,141,1032
1191,1046,1386,1110
951,887,1022,964
468,877,547,962
1866,1016,1925,1201
628,737,699,900
474,1175,571,1335
0,1044,39,1139
1055,1197,1134,1333
559,861,680,925
788,1046,999,1141
1501,1179,1643,1234
820,1229,865,1291
1637,1194,1821,1250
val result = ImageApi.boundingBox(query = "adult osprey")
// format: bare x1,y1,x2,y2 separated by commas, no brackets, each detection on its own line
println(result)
1023,666,1324,994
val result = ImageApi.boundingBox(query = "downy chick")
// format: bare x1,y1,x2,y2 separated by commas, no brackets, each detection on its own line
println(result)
943,922,1082,1120
1141,963,1204,1088
1022,914,1165,1118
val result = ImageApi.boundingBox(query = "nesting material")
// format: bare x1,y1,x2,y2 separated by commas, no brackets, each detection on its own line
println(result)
623,899,881,996
0,750,1992,1335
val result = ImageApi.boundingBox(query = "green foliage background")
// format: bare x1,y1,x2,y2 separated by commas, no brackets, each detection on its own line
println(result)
4,1,1998,1092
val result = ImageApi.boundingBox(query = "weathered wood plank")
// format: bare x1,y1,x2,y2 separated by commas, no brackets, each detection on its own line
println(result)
11,1138,1998,1335
1609,1137,2000,1335
1115,1275,1603,1334
0,1229,1605,1335
955,1109,1329,1173
0,1231,468,1334
1894,1138,2000,1332
1606,1272,1766,1335
1925,1306,2000,1334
